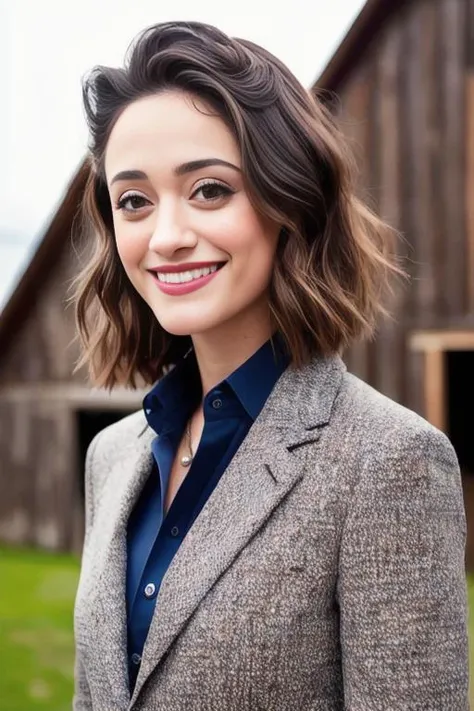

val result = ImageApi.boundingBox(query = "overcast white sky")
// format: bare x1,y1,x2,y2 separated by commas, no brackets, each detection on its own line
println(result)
0,0,365,307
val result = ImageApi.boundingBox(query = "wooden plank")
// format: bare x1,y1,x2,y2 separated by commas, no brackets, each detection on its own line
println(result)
0,399,35,546
56,408,77,551
337,62,374,382
438,0,467,319
468,0,474,311
400,0,441,326
372,18,406,403
338,66,372,199
0,400,14,542
362,54,381,390
31,404,76,551
31,405,55,549
468,0,474,70
424,349,446,432
466,74,474,311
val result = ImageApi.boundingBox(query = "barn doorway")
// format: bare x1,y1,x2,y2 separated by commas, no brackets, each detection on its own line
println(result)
447,351,474,569
409,330,474,570
447,351,474,473
76,409,134,500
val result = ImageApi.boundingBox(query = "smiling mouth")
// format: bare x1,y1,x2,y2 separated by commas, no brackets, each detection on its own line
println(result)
152,263,226,284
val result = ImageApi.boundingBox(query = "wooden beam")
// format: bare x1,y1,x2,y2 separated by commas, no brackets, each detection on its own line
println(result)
409,330,474,352
424,349,446,432
0,383,146,408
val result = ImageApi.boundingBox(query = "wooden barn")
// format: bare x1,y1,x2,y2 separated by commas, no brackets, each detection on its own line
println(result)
1,0,473,559
0,164,145,552
311,0,474,565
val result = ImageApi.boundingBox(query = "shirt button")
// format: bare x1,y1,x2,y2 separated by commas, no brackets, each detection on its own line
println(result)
144,582,156,599
212,398,223,410
131,653,142,666
171,526,179,537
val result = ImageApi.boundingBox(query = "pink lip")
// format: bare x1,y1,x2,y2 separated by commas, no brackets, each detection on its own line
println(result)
150,267,222,296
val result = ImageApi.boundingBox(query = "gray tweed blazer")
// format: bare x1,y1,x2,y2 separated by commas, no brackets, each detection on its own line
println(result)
73,355,469,710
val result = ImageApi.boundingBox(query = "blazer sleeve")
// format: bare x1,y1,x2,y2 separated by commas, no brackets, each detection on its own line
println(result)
337,426,469,710
73,434,100,711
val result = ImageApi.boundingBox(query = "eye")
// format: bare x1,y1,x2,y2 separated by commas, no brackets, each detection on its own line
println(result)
191,180,234,203
115,191,151,213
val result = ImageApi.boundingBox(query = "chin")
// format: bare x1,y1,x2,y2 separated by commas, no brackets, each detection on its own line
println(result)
154,315,214,338
152,303,228,338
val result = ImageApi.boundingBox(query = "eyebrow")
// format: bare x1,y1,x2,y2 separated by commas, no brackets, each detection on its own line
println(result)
110,158,241,185
175,158,241,176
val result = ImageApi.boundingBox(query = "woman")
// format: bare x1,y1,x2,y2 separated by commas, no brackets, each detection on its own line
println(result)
72,21,468,711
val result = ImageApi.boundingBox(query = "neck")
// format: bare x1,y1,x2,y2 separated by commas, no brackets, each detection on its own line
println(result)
191,305,275,396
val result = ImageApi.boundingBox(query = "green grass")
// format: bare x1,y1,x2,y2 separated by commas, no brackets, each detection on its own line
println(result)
0,547,473,710
0,547,80,711
469,575,474,707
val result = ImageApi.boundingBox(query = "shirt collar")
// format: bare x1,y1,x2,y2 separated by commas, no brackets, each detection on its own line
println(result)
226,332,290,420
143,349,201,435
143,331,290,432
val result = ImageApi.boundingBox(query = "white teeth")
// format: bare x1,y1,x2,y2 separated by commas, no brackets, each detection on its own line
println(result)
156,264,220,284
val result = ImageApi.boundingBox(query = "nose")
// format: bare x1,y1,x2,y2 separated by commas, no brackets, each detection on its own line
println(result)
148,200,197,257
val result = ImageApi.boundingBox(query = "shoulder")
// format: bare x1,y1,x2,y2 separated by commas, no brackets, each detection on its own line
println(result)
308,369,464,530
86,409,148,472
330,369,458,477
83,409,149,519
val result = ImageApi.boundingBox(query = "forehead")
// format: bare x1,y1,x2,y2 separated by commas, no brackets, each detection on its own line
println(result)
104,91,240,178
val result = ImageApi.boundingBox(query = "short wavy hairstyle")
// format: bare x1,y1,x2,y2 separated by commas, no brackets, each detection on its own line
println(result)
74,20,401,390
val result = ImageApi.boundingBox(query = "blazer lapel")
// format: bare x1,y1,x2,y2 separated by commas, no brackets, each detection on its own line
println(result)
89,424,156,709
130,354,345,706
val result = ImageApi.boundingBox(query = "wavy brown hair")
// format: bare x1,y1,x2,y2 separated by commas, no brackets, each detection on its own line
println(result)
74,20,401,390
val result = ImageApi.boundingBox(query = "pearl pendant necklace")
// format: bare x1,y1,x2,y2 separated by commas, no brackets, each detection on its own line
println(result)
180,419,194,468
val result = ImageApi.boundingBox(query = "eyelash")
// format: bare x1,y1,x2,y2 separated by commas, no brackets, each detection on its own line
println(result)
191,180,234,202
115,192,148,212
115,180,234,213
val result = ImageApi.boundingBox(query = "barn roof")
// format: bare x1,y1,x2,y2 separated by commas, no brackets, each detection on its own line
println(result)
0,162,89,355
312,0,408,93
0,0,404,356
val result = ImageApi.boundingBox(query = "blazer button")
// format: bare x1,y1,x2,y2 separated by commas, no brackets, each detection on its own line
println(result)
131,653,142,666
211,398,223,409
144,582,156,599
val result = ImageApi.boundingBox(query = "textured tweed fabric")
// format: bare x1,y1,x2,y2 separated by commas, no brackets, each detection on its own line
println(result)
73,355,469,710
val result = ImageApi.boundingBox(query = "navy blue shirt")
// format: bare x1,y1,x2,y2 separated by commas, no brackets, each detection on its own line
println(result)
126,335,289,688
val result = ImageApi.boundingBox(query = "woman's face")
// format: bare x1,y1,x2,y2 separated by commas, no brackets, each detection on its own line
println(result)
104,91,281,340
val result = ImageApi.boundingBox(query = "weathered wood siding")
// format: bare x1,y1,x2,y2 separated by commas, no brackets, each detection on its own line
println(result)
0,232,144,550
331,0,472,412
0,242,86,385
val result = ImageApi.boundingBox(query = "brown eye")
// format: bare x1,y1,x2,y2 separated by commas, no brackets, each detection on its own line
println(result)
116,192,151,212
192,181,233,202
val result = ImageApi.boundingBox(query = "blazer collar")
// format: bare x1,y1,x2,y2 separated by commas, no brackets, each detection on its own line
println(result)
261,352,345,440
91,354,345,709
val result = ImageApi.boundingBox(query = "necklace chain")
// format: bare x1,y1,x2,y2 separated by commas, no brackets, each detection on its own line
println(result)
180,418,194,468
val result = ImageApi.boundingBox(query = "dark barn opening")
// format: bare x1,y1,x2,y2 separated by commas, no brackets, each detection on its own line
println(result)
76,409,134,501
446,350,474,569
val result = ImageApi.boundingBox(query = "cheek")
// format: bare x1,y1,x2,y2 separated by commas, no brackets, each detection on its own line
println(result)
217,201,279,262
114,223,146,273
231,212,279,277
